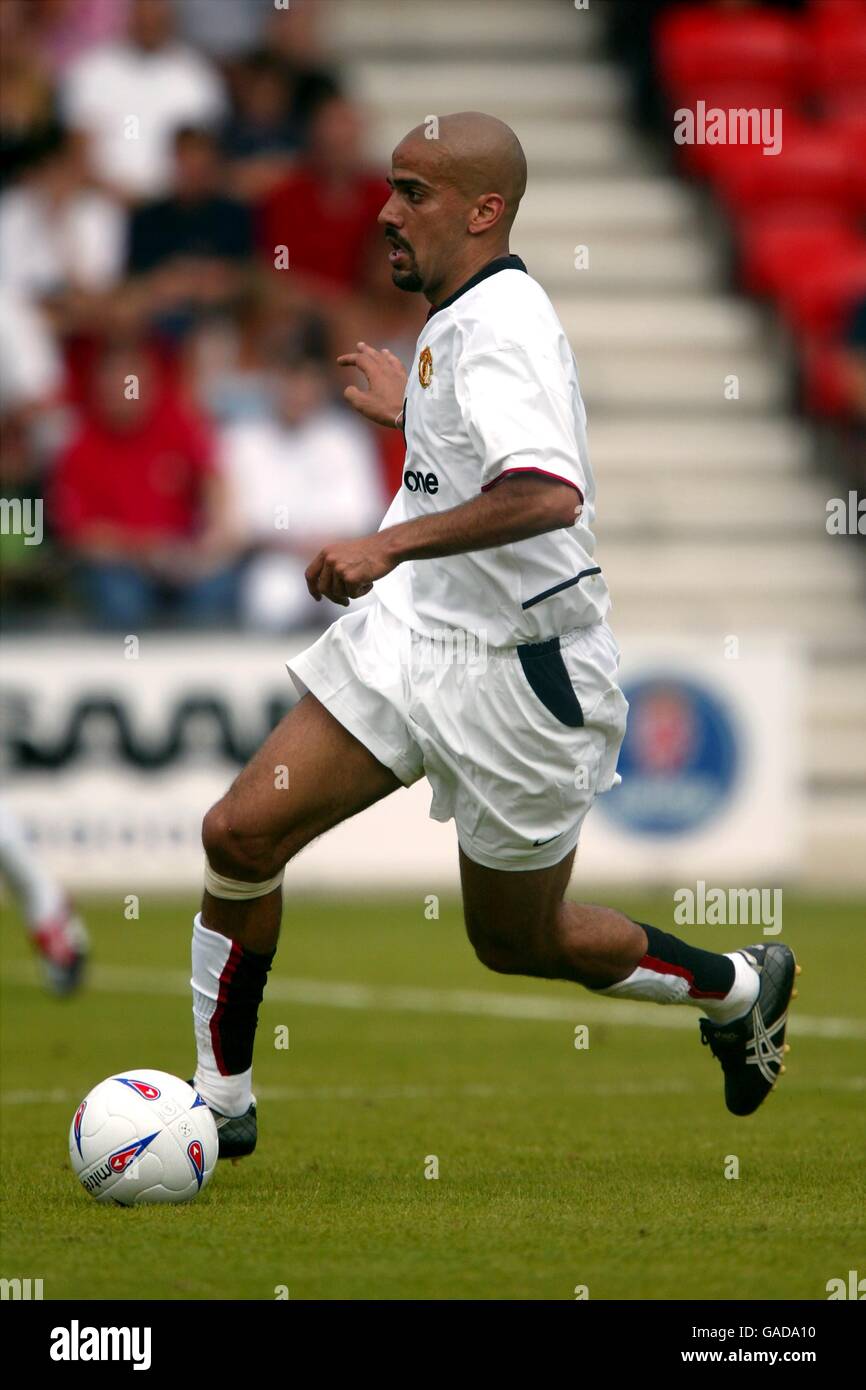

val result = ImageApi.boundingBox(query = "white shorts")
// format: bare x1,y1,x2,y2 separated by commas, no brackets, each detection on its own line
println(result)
287,599,628,872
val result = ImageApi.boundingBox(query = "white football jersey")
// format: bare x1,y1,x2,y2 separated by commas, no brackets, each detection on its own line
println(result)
373,255,611,647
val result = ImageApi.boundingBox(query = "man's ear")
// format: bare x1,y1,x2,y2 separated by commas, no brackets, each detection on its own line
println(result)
467,192,506,236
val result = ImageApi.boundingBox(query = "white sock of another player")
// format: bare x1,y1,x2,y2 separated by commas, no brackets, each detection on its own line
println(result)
191,914,273,1118
0,797,66,927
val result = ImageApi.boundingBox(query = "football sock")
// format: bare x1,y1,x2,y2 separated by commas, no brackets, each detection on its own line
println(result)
0,798,65,928
191,913,274,1118
593,923,759,1023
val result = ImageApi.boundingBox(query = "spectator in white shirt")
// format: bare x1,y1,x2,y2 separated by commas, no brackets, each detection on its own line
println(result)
0,286,62,413
0,124,125,326
220,324,385,633
60,0,226,201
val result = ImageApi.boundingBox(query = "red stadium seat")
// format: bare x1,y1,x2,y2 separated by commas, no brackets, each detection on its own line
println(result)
809,0,866,17
802,335,862,418
809,9,866,99
655,6,806,102
737,213,861,298
822,104,866,211
712,124,860,221
777,241,866,338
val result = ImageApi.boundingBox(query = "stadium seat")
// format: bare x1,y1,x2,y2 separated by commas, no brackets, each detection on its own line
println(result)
809,8,866,100
655,5,806,103
822,103,866,212
802,334,861,418
712,124,860,222
777,241,866,339
809,0,866,17
737,213,862,299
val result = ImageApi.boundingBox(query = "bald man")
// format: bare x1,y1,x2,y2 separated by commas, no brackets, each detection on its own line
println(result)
189,113,798,1158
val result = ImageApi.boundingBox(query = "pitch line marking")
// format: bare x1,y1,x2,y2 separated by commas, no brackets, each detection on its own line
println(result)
3,1077,865,1107
4,960,866,1039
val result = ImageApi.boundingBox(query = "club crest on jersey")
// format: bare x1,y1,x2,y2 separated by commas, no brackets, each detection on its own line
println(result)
115,1077,161,1100
108,1131,159,1174
187,1139,205,1188
418,346,433,388
73,1100,87,1157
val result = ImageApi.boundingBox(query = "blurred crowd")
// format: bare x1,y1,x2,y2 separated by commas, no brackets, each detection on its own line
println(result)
0,0,423,633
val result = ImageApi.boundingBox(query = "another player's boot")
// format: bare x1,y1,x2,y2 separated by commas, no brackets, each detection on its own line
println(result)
699,943,800,1116
32,906,88,996
188,1082,257,1160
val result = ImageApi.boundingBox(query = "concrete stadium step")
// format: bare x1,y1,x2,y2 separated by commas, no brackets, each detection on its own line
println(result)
601,540,860,600
587,419,813,476
351,61,628,119
368,115,648,174
519,178,697,234
612,600,866,644
325,0,602,56
517,232,718,291
601,475,834,536
577,351,788,413
556,294,765,351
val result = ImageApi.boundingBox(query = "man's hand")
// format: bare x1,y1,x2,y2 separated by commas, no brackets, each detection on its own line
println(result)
337,342,408,428
305,533,397,605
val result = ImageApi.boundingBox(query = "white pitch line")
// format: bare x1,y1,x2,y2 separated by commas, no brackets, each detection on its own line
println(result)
4,960,866,1041
3,1077,865,1108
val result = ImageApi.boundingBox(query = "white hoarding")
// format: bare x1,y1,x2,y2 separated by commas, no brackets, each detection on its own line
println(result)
0,631,801,892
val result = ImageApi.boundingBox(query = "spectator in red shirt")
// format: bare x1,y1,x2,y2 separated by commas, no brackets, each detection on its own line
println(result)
51,343,239,628
257,95,385,301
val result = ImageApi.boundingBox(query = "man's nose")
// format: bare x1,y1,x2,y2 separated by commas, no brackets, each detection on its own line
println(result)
377,193,401,228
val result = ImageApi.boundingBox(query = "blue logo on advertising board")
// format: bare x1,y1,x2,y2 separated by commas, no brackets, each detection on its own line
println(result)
600,676,739,836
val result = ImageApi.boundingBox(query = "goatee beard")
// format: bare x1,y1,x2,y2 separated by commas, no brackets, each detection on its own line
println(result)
392,268,424,292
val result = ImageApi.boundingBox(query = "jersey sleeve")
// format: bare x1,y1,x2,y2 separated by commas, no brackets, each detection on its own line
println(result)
455,346,586,499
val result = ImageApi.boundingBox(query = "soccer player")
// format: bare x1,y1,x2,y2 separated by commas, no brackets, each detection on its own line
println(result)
0,798,88,995
189,112,799,1158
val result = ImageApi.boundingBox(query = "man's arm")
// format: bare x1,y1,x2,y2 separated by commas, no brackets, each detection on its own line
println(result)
305,473,580,606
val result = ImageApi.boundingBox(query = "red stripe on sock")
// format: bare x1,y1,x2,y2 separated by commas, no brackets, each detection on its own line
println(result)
209,940,243,1076
638,953,728,1001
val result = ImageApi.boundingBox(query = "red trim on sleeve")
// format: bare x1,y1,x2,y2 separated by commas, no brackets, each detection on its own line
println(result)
480,466,584,503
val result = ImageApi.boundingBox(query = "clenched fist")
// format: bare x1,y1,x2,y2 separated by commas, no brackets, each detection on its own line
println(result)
305,533,397,606
337,342,408,428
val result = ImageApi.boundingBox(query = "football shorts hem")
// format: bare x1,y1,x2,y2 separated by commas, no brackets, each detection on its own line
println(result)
286,655,421,788
456,823,583,873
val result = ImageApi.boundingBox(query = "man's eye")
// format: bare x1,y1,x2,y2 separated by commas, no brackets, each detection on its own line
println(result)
406,189,423,203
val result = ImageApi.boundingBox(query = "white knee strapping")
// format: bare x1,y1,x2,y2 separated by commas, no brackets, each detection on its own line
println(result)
203,860,284,901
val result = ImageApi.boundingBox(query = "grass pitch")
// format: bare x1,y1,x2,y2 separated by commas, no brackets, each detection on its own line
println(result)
1,892,864,1300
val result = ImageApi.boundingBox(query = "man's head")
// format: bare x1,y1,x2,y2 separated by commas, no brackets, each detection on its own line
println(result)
127,0,174,52
172,126,221,199
267,317,331,427
378,112,527,303
308,96,365,181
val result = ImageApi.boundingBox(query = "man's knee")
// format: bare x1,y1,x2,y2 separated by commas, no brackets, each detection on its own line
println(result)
465,903,566,977
201,797,285,882
465,917,529,975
